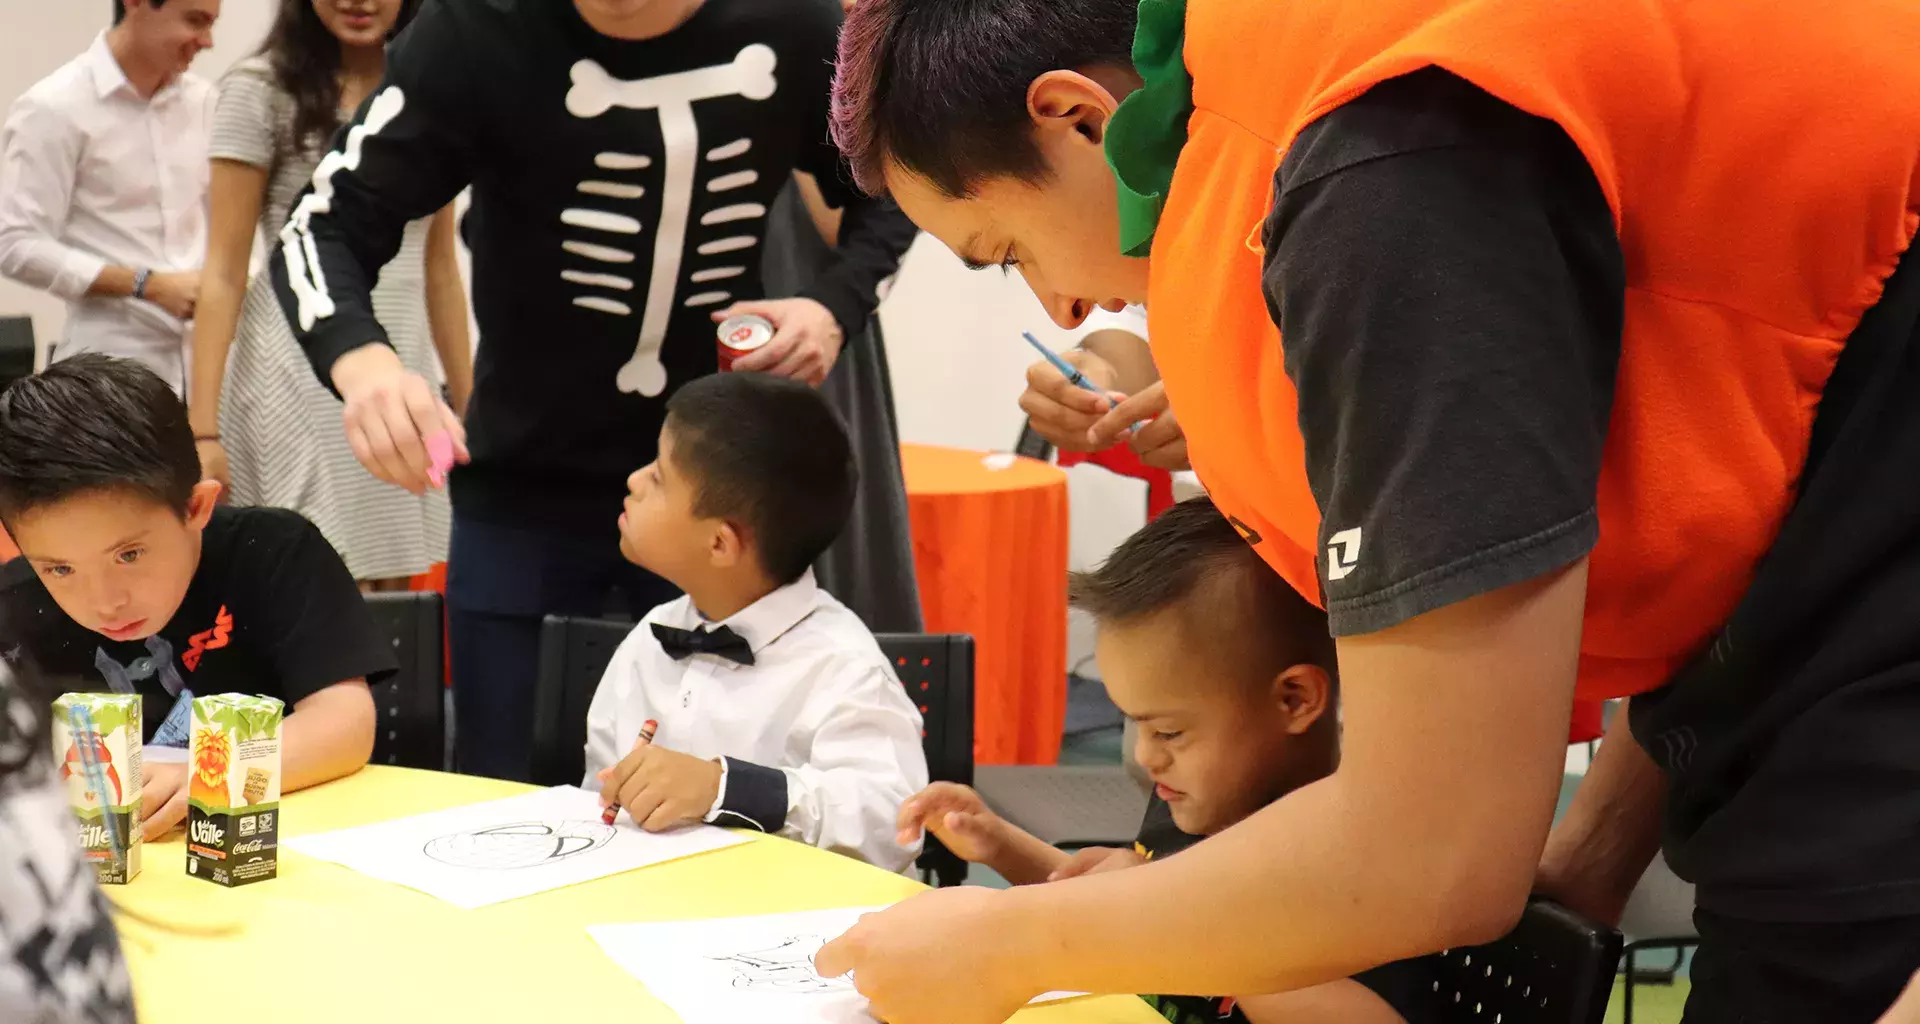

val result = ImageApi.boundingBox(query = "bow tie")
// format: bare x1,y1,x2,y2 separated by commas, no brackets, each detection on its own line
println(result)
651,622,756,666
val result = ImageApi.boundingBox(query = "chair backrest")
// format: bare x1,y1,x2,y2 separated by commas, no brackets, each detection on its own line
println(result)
875,633,975,888
529,615,633,787
1433,899,1622,1024
1014,420,1056,462
0,316,35,391
362,591,446,771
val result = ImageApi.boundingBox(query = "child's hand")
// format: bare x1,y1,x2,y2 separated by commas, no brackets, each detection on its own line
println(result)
1046,845,1147,882
596,745,723,832
896,782,1009,863
139,762,190,841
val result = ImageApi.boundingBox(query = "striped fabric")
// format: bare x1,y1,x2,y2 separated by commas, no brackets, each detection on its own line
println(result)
210,60,448,582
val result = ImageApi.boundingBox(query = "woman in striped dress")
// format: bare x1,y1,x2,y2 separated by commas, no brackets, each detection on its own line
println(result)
187,0,469,588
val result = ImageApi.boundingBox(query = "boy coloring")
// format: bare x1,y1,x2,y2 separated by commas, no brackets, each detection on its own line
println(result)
0,356,390,841
899,498,1434,1024
585,372,927,872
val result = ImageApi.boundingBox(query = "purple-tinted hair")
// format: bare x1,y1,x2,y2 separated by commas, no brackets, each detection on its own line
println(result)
831,0,1138,199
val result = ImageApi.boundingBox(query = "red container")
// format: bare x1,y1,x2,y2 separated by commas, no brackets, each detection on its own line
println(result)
716,314,775,371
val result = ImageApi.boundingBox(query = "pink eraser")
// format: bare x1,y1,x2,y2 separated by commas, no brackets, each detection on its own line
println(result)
426,433,456,487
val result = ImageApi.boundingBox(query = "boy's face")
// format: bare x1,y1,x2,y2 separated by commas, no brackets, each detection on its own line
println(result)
1097,610,1333,836
12,484,218,643
619,427,723,586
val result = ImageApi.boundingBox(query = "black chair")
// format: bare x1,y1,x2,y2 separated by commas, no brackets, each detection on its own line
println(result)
1430,899,1622,1024
362,591,446,771
529,615,633,788
528,617,978,886
875,633,974,888
1014,419,1055,462
0,316,35,391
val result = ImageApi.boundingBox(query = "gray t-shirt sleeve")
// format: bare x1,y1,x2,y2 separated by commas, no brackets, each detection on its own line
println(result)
1262,69,1624,636
209,62,281,169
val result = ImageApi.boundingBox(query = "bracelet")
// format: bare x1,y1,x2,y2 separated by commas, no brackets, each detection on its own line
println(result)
132,268,151,300
194,434,221,443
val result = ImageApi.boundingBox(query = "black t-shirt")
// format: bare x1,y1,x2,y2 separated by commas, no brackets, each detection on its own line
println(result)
273,0,918,538
1260,67,1920,923
0,507,396,743
1262,68,1624,637
1131,797,1440,1024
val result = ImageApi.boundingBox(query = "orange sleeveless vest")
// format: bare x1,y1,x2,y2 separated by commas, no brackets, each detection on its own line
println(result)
1147,0,1920,700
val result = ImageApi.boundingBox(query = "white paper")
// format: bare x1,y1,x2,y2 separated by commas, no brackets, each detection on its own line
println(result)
285,785,750,908
589,907,1085,1024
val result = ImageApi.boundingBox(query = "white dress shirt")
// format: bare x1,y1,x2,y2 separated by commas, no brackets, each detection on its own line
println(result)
583,571,929,873
0,34,211,390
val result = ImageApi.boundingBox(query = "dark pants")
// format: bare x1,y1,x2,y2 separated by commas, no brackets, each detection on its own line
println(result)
1630,251,1920,1021
446,515,678,781
1684,910,1920,1024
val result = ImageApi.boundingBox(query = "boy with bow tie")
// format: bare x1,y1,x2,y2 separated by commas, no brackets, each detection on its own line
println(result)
584,372,927,871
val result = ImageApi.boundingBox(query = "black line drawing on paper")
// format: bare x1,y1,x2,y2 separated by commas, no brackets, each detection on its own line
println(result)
707,936,855,994
422,820,616,870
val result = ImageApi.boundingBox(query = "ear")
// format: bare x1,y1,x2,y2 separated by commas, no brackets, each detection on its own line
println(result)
183,480,222,529
1026,70,1122,149
709,519,748,570
1271,663,1334,736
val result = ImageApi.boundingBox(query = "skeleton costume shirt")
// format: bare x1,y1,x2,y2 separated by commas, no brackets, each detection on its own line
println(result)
270,0,918,538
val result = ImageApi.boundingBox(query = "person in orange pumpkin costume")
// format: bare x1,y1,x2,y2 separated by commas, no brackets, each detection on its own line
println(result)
814,2,1920,1023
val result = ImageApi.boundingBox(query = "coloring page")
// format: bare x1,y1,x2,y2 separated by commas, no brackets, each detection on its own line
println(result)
589,907,1086,1024
285,785,750,908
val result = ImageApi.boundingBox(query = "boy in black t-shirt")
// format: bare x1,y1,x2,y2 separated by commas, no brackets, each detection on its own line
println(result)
0,356,394,840
897,498,1433,1024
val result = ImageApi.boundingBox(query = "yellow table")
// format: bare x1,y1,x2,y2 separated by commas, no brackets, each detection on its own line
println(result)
115,767,1161,1024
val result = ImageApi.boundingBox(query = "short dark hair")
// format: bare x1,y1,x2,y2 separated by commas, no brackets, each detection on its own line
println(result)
0,355,200,526
832,0,1138,198
114,0,169,25
664,373,857,585
1070,497,1335,683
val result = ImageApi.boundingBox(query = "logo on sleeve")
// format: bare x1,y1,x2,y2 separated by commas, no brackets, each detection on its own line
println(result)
180,605,233,671
1325,528,1364,582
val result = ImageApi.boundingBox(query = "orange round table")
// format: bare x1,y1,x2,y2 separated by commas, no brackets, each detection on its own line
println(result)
902,443,1069,766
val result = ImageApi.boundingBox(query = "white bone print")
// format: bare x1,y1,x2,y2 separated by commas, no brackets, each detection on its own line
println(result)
564,47,778,397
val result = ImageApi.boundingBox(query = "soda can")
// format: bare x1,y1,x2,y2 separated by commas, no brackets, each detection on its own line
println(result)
716,314,775,372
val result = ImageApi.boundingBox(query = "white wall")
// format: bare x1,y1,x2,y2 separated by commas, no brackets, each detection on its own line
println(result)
879,237,1148,677
0,0,274,363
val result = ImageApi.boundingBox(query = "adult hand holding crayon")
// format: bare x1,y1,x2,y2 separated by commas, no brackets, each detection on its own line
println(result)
1017,338,1119,454
1087,380,1190,471
331,344,468,495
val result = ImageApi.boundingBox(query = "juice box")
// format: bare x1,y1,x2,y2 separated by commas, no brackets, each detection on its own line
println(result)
50,693,143,884
187,694,283,887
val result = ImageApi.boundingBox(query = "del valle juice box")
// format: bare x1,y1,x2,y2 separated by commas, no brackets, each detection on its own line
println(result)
51,693,143,884
187,694,283,887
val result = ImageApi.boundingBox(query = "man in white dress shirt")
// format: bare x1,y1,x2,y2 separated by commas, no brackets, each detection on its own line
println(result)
0,0,218,394
586,372,927,873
